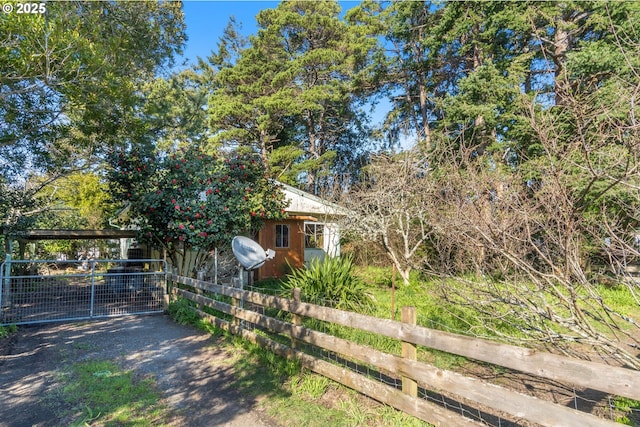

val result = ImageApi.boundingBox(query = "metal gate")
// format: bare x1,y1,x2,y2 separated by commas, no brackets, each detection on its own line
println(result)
0,259,167,326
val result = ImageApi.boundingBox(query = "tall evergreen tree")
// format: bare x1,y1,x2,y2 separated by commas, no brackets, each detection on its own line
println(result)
206,1,374,195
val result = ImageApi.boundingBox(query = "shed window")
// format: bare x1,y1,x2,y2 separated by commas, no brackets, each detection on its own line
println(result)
305,223,324,249
275,224,290,248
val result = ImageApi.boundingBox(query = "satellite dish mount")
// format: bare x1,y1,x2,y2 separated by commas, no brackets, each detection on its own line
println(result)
232,236,275,272
231,236,275,316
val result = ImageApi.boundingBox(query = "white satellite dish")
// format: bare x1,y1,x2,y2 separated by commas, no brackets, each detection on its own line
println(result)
231,236,275,271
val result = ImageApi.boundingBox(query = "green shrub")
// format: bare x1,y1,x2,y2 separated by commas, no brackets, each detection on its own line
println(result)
167,298,201,325
282,256,374,312
613,397,640,425
0,324,17,338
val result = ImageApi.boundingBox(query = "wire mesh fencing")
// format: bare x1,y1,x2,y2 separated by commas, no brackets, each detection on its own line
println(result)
238,283,640,426
1,259,167,325
168,274,640,426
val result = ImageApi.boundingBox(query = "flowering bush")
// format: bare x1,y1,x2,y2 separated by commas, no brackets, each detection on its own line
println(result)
108,146,286,260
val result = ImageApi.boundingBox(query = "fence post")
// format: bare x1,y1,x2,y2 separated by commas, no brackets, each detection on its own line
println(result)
163,263,170,307
1,254,12,309
231,276,241,328
89,261,96,318
401,306,418,398
195,270,204,311
291,288,302,351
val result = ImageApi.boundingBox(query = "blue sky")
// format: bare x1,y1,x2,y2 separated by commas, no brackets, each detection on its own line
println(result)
179,1,361,66
179,1,279,67
178,1,401,147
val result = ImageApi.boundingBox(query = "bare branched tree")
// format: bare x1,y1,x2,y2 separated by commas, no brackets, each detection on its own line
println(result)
342,150,433,285
424,45,640,368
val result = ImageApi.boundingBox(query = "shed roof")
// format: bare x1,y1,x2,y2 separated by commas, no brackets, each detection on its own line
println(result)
279,182,349,218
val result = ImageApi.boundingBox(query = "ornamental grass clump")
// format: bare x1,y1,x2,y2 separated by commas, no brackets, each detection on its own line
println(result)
283,256,374,312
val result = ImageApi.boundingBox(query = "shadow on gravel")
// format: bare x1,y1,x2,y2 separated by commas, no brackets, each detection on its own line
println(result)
0,315,278,427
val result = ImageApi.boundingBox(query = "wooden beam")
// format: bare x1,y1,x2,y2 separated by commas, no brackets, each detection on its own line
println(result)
285,215,318,221
174,288,478,427
16,229,137,240
171,275,640,402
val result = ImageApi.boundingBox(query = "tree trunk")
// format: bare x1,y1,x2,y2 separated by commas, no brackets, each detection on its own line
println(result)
418,80,431,146
381,234,411,285
260,129,270,170
306,114,319,195
553,21,570,106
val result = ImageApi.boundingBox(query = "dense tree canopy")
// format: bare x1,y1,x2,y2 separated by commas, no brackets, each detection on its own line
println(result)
0,1,186,248
338,0,640,365
107,145,286,275
205,0,375,194
1,1,186,176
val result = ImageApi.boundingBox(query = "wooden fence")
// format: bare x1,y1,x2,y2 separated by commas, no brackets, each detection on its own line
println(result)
170,275,639,427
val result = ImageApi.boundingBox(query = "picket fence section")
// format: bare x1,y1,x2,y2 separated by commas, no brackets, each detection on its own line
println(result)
171,274,639,427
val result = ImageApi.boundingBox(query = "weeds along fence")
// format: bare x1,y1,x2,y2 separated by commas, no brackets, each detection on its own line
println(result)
170,275,640,427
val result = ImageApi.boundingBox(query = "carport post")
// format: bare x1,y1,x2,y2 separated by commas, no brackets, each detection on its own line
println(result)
1,253,11,309
89,260,96,317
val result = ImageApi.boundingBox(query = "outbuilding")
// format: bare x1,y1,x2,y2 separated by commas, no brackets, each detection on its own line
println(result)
255,182,347,280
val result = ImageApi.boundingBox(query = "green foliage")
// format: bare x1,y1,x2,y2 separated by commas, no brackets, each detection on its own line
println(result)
30,171,117,258
613,397,640,425
61,360,167,426
0,179,41,239
0,324,17,338
204,0,375,193
1,1,185,166
142,70,209,151
343,0,640,363
107,145,286,271
167,298,201,326
282,256,374,312
0,1,185,240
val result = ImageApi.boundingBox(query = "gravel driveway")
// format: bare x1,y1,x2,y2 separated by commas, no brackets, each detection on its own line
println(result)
0,314,279,427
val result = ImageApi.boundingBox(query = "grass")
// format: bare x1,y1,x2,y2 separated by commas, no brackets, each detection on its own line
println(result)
212,321,428,425
0,323,17,338
265,375,429,427
598,283,640,322
258,271,476,369
60,360,170,426
168,266,640,426
613,397,640,425
167,299,430,426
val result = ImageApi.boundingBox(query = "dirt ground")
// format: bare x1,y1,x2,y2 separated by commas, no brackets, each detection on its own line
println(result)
0,314,280,427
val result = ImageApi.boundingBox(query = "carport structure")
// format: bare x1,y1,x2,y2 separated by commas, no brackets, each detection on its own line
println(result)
1,229,167,325
6,228,137,259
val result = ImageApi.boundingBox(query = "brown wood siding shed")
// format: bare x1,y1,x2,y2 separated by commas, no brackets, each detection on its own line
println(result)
256,218,305,280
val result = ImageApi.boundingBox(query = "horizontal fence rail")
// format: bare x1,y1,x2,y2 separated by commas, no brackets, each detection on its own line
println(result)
1,259,167,325
171,274,639,427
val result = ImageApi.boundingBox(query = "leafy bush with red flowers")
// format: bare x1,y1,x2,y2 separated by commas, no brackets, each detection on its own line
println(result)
108,145,286,271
